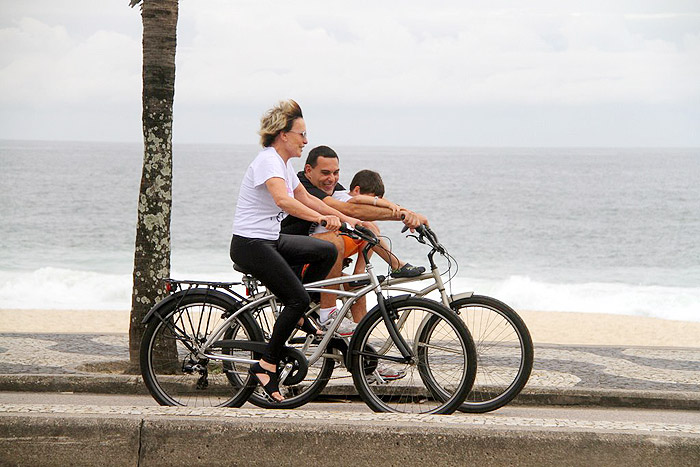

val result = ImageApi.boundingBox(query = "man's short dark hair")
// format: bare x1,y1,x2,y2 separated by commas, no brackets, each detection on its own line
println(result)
349,169,385,197
305,145,339,167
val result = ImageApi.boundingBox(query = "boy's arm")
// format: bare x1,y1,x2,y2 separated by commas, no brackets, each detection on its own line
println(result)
292,183,360,227
322,195,428,227
345,194,428,228
347,194,401,216
322,196,402,222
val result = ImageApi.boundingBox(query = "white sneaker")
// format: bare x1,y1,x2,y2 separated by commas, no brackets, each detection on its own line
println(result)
376,363,406,381
321,308,356,337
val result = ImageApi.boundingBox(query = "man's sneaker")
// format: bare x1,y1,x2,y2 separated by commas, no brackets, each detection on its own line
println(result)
390,263,425,278
321,308,356,337
376,363,406,381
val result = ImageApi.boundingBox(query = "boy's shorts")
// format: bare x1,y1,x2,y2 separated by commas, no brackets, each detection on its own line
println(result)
300,234,367,277
342,234,366,258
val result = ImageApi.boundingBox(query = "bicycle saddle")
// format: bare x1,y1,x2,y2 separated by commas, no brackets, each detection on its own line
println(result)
232,263,253,275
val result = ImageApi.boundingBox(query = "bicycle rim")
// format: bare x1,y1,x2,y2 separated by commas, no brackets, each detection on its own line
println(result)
351,297,475,414
452,295,534,413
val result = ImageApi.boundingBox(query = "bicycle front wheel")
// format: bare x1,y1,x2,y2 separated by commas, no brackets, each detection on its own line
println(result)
451,295,533,413
140,292,263,407
349,297,476,414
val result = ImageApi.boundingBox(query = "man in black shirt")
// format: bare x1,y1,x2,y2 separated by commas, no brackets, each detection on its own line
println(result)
281,146,426,235
281,145,427,336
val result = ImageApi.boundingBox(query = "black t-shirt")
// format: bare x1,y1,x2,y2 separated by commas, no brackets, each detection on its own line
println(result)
280,171,346,235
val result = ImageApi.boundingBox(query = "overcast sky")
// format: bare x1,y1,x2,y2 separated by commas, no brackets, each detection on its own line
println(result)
1,0,699,146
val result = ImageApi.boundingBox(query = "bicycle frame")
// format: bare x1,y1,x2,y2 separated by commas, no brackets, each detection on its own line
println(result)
199,270,378,366
194,243,415,371
152,227,441,384
381,268,473,308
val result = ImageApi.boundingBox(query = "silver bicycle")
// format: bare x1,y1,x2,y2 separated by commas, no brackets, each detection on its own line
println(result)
139,224,478,414
234,225,532,413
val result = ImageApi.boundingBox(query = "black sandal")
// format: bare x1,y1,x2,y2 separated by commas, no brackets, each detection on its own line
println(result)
249,362,283,403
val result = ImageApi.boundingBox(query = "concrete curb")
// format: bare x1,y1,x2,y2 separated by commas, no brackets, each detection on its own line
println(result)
1,408,699,466
2,374,699,410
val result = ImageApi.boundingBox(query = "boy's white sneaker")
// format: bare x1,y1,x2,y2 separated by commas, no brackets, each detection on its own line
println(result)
321,308,356,337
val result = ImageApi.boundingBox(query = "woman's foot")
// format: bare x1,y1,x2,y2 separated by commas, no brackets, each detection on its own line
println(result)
249,361,284,403
298,316,324,338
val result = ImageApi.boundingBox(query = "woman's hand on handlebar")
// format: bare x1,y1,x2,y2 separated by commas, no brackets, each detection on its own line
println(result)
318,215,342,231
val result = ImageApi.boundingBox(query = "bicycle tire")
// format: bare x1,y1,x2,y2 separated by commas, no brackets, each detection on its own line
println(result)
349,297,476,414
224,301,337,409
451,295,533,413
140,290,263,407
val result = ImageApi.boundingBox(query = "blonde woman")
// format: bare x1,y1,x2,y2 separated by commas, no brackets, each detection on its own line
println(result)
230,100,359,403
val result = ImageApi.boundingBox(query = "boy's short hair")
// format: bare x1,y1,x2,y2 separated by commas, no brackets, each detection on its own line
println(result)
349,169,385,197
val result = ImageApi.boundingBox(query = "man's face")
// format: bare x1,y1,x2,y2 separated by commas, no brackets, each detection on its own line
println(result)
305,156,340,195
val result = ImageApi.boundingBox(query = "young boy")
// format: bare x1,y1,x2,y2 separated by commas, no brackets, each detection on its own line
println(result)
311,169,426,327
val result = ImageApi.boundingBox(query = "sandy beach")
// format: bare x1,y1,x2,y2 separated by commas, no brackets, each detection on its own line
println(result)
0,308,698,348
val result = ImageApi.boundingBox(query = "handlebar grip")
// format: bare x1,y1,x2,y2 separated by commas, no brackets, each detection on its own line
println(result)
355,225,375,237
320,220,327,227
400,214,409,233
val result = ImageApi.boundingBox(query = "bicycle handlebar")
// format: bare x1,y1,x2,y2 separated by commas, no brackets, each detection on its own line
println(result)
339,220,445,257
339,223,379,245
407,224,446,255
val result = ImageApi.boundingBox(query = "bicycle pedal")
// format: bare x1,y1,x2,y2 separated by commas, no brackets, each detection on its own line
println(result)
254,387,279,404
365,374,386,385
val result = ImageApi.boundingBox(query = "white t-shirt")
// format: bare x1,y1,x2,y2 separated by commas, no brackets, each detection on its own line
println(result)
232,147,300,240
311,190,352,235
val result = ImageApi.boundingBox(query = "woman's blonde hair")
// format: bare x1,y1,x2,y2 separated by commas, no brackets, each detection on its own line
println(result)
259,99,303,147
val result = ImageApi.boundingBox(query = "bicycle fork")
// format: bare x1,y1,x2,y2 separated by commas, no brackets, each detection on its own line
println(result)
373,292,415,363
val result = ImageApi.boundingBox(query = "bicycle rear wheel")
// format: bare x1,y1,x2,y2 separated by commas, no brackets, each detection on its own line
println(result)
349,297,476,414
451,295,533,413
140,291,263,407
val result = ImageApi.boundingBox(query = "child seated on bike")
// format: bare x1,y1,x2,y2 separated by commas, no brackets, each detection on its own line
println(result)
312,169,426,332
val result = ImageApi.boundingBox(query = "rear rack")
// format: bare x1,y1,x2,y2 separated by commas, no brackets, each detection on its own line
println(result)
162,278,245,296
164,278,241,289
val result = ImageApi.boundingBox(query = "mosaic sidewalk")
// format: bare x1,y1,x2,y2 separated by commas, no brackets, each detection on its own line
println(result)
1,332,699,394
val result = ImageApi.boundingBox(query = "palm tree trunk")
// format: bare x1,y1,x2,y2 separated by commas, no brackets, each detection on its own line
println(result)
129,0,179,367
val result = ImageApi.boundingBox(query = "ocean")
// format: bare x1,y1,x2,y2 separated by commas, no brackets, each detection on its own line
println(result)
1,140,698,322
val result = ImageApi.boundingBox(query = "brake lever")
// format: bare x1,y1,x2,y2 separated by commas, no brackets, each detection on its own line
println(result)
407,234,427,245
402,222,429,234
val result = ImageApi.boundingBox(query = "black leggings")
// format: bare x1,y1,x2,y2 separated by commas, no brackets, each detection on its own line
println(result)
230,234,337,364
